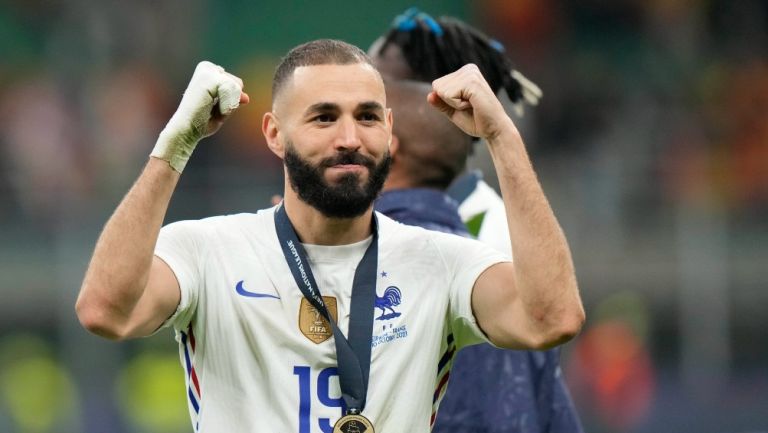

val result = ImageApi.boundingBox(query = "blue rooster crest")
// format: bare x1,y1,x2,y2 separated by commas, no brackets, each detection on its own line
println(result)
374,286,402,320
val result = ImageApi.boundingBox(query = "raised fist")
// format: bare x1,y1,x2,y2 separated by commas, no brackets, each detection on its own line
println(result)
427,64,511,140
151,61,249,173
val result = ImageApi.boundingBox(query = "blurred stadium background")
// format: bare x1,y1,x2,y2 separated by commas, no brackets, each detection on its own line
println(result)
0,0,766,432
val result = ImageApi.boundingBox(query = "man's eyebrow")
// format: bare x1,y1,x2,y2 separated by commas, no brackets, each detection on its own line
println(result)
303,102,340,116
356,101,385,113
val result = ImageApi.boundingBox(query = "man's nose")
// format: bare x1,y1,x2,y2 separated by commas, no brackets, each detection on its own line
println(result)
334,116,361,151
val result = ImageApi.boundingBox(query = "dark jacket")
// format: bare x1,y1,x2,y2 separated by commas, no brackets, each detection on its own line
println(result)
376,188,583,433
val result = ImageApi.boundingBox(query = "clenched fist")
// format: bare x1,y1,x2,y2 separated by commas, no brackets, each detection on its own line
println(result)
151,61,249,173
427,64,516,141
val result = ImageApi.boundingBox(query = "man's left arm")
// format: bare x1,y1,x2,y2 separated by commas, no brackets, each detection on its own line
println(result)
428,65,585,350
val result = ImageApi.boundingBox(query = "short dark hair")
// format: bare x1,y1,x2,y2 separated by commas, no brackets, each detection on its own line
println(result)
272,39,374,101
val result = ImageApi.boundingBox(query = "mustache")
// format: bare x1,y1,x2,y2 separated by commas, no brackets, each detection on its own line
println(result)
320,152,376,169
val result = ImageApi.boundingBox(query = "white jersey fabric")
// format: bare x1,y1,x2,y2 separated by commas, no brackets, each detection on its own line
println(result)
155,206,508,433
457,178,513,256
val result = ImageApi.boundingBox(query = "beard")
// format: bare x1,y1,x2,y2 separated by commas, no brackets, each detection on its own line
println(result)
283,142,391,219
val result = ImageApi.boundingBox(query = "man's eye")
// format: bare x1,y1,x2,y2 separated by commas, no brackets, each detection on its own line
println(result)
360,113,380,122
315,114,334,123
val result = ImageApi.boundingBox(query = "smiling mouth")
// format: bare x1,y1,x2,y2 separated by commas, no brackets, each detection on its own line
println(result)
325,164,367,182
322,152,375,170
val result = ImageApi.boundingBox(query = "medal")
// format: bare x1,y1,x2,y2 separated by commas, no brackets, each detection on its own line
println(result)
333,411,375,433
275,205,379,422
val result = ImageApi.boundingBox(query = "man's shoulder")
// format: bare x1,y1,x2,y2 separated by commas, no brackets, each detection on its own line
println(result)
162,207,277,237
376,211,428,236
376,211,478,250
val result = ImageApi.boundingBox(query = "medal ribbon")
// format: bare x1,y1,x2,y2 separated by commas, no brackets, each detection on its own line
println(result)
275,204,377,414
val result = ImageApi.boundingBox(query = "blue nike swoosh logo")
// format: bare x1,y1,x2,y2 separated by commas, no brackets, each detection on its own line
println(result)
235,280,281,299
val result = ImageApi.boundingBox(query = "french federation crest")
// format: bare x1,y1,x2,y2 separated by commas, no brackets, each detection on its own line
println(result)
375,286,402,321
299,296,338,344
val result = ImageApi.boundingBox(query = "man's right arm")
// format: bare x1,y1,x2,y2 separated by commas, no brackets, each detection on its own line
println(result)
76,158,182,340
75,61,248,340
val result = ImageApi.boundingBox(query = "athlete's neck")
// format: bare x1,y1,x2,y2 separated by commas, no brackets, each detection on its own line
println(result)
281,191,374,246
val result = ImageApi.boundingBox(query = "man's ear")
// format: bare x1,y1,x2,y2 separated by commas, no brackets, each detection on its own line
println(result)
386,107,397,156
390,134,400,158
262,112,284,158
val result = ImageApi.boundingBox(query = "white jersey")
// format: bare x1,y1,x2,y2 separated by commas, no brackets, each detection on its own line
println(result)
457,178,512,256
155,207,508,433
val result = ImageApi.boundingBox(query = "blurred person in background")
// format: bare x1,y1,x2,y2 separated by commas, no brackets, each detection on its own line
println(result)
370,9,583,433
0,75,87,230
375,80,474,237
74,38,584,432
565,292,655,432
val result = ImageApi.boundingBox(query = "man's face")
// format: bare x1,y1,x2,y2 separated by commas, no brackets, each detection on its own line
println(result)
272,63,393,218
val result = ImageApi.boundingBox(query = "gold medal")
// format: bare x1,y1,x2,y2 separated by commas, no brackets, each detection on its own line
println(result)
332,413,375,433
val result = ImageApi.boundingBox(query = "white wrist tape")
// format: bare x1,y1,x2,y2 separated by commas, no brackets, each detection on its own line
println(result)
151,61,243,173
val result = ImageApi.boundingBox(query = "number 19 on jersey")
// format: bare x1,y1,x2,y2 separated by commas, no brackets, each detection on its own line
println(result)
294,366,347,433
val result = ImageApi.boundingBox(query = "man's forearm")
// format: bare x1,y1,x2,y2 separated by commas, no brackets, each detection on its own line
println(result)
76,158,179,335
75,61,247,339
487,121,584,346
427,64,583,348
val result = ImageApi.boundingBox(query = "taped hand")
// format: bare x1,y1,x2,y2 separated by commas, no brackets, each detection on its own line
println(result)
151,61,249,173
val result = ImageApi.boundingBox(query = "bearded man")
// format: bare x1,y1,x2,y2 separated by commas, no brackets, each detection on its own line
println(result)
75,39,584,433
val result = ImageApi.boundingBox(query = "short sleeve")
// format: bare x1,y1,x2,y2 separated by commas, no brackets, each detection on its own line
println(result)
433,232,511,349
154,220,206,331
